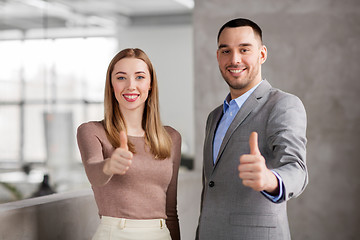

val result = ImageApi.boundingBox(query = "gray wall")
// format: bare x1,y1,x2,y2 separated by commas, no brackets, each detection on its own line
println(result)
194,0,360,239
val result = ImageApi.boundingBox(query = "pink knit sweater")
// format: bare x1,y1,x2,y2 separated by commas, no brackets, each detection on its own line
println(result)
77,121,181,240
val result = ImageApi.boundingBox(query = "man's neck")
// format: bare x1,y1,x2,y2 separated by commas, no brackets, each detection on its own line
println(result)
230,78,262,99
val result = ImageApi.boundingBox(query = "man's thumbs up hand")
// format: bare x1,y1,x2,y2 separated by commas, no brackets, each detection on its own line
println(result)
238,132,278,193
103,131,133,176
249,132,261,155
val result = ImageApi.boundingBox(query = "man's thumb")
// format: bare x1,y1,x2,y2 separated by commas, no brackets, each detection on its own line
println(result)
119,131,128,150
249,132,261,155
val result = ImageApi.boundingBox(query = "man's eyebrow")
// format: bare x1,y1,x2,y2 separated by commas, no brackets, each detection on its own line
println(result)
218,43,253,49
238,43,253,47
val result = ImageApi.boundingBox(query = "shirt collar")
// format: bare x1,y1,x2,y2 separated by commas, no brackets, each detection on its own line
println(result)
223,80,263,113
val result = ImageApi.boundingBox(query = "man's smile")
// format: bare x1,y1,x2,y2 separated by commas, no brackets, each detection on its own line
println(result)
227,66,247,75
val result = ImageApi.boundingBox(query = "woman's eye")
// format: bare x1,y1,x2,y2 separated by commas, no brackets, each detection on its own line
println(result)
117,76,125,80
136,76,145,79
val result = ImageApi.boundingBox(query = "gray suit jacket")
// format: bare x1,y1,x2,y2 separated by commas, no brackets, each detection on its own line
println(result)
197,80,308,240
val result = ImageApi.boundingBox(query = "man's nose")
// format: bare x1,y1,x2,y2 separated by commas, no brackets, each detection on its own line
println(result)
231,52,241,64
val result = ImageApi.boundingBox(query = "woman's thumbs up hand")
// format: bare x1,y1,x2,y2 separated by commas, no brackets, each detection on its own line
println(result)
103,131,133,176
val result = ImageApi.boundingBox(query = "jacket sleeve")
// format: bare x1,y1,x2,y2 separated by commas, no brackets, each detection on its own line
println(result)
266,93,308,202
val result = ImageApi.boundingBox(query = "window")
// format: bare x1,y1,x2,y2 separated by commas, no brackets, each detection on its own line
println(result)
0,37,117,165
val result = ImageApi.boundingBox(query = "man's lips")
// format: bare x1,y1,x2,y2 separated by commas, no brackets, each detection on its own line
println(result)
227,66,247,75
123,94,139,102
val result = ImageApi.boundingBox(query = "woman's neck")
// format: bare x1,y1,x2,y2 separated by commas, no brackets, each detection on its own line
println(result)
121,107,145,137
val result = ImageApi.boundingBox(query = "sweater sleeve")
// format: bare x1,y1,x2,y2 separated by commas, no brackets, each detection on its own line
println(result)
165,127,181,240
76,122,113,187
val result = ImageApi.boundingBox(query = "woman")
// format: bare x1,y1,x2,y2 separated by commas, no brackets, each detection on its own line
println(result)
77,48,181,240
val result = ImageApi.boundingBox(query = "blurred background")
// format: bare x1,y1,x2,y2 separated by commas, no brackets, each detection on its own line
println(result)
0,0,359,239
0,0,194,200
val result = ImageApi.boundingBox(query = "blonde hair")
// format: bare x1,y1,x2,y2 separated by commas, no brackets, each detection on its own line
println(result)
104,48,172,159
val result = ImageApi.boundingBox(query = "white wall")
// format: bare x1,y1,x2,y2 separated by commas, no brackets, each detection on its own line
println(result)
116,23,194,156
115,23,200,240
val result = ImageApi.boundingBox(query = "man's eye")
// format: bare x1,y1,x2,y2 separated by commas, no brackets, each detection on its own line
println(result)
222,50,230,54
240,49,249,53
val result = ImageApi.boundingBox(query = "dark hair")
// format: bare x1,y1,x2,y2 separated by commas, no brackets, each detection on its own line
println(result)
217,18,263,44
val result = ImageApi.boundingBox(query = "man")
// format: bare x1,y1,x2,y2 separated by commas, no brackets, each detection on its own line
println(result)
196,18,308,239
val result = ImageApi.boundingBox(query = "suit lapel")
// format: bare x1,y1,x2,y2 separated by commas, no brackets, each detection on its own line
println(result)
213,80,272,169
204,106,223,173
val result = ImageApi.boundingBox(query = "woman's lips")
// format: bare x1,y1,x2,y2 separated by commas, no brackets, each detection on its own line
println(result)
123,94,139,102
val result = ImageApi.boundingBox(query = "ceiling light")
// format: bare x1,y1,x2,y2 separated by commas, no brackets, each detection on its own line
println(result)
18,0,48,9
173,0,194,9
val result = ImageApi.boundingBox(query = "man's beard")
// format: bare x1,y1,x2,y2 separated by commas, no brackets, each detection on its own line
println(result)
220,64,259,90
223,76,248,89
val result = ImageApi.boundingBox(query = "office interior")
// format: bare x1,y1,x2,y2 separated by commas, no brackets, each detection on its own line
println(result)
1,0,359,239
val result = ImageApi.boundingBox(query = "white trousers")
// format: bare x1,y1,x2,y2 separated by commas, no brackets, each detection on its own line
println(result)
92,216,172,240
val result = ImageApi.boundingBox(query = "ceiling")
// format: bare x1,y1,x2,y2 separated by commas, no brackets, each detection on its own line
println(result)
0,0,193,39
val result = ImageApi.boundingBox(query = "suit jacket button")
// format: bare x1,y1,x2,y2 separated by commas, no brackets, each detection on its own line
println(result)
288,192,294,198
209,181,215,187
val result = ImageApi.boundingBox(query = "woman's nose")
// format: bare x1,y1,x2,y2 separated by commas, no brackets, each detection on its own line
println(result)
126,78,136,90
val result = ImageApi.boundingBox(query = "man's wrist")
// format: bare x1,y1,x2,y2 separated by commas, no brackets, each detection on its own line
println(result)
263,169,279,195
